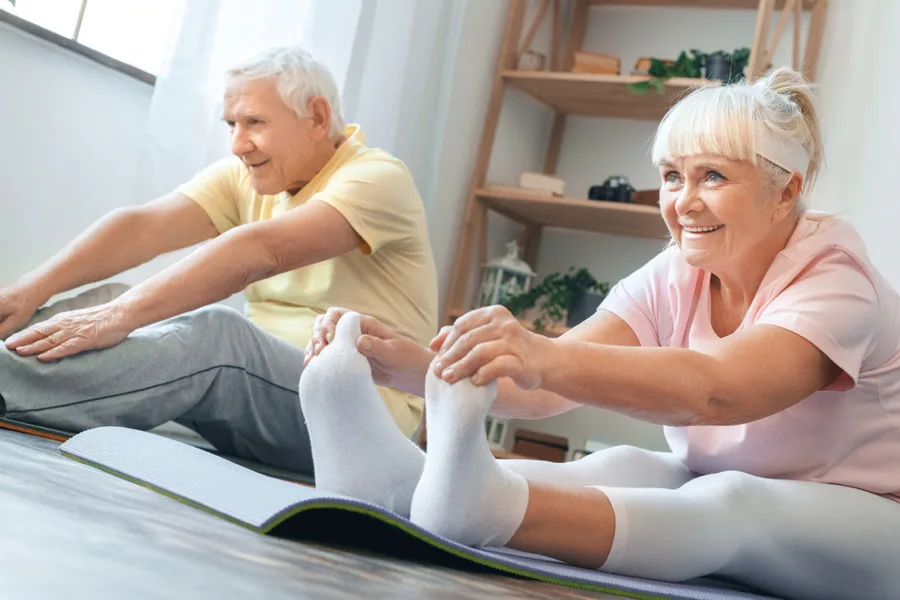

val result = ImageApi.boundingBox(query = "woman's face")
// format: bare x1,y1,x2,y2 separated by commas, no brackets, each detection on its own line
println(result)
657,154,795,272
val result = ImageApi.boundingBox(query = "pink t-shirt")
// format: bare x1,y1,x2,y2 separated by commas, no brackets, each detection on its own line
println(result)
600,212,900,500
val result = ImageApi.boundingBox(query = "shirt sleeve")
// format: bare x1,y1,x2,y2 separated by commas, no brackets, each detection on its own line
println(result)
175,157,243,233
755,250,880,389
598,248,677,348
312,158,423,255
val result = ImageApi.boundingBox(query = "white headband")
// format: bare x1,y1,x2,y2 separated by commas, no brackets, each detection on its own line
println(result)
755,126,810,179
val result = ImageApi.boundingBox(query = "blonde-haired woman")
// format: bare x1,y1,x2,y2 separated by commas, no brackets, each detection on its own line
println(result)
301,67,900,600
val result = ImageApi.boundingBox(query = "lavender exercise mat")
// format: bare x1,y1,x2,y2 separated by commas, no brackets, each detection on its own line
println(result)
60,427,780,600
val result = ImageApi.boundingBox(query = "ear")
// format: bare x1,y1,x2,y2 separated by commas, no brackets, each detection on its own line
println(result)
306,96,332,141
773,172,803,221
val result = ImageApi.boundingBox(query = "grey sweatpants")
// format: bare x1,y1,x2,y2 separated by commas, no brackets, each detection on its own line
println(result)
0,290,313,474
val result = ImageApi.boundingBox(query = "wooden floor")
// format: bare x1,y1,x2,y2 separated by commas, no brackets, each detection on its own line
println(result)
0,429,622,599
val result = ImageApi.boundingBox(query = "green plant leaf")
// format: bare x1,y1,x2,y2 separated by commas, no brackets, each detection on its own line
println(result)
647,58,670,78
651,78,665,94
628,80,651,95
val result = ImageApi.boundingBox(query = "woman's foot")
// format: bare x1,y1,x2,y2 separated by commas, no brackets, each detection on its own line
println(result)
298,312,424,516
409,369,528,547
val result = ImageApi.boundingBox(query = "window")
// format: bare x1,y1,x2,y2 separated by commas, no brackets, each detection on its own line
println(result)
0,0,181,81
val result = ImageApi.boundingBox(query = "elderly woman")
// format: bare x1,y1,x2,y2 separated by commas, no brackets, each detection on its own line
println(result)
299,67,900,600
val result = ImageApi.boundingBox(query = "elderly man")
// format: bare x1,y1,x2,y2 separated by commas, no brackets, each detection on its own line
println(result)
0,45,438,473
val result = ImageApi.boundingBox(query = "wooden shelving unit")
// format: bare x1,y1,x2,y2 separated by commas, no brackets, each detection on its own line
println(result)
441,0,829,333
479,186,669,238
504,71,711,119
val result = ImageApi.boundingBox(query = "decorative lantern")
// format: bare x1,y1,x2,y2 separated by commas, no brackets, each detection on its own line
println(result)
485,414,510,451
477,240,536,308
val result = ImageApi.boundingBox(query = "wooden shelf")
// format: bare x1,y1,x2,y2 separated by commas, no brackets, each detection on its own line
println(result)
492,449,531,460
477,185,669,239
503,71,712,120
588,0,815,8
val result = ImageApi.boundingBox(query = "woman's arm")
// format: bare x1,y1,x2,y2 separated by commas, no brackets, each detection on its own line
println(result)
307,306,645,420
432,306,842,427
474,308,643,420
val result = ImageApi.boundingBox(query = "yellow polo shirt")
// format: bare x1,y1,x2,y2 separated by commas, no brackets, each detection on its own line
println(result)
176,125,437,437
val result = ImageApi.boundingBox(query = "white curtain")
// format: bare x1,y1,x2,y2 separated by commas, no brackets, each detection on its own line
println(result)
135,0,458,210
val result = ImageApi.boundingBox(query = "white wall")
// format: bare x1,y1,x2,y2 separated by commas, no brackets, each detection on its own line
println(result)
0,21,242,308
807,0,900,288
0,21,150,287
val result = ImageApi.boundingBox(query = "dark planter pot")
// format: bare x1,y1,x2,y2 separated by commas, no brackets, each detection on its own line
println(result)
705,53,733,81
566,292,606,327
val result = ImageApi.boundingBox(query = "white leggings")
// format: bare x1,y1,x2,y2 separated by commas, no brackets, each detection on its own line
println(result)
503,446,900,600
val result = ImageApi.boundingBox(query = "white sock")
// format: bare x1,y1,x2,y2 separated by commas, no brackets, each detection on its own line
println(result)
298,311,424,517
409,369,529,548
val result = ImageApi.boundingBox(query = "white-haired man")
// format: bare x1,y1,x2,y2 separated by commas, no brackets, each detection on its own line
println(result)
0,45,438,473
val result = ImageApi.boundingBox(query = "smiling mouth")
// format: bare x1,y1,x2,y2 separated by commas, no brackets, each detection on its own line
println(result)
683,225,724,234
247,160,269,169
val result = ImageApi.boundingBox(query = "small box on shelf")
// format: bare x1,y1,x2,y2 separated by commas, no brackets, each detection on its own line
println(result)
572,50,620,75
519,172,566,197
512,429,570,463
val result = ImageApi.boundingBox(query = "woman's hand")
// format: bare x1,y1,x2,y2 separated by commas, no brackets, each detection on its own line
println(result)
430,305,556,389
5,301,137,361
305,307,435,397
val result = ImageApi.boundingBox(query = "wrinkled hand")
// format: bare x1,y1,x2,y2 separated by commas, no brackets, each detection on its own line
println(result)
0,285,44,340
5,301,136,361
305,307,434,396
430,305,555,389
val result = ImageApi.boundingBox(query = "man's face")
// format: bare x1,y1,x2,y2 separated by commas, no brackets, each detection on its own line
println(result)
223,76,323,195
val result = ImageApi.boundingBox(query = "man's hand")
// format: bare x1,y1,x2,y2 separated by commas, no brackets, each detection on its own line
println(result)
306,307,434,398
0,284,46,340
5,301,137,361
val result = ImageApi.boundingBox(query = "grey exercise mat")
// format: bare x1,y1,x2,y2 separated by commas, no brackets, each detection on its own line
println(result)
0,415,314,485
59,427,779,600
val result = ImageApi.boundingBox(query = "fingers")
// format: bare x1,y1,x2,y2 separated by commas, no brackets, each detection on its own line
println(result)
306,307,346,362
12,330,68,357
437,339,514,384
37,338,86,362
431,322,498,377
358,314,394,341
432,307,494,355
322,307,349,343
472,355,528,387
429,326,452,352
5,322,55,350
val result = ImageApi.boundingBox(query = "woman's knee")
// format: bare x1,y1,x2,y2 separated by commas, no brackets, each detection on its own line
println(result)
679,470,763,518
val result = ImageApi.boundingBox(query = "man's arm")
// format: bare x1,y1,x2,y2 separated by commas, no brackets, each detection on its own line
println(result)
7,199,360,360
117,199,362,329
0,194,218,340
17,193,219,304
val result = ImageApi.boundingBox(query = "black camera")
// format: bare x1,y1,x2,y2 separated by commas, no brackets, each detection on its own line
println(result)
588,176,634,203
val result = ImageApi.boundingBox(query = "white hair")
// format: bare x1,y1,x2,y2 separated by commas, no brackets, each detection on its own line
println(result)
651,67,823,210
225,45,346,138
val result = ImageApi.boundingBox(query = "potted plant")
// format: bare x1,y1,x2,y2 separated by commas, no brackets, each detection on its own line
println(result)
704,47,750,83
628,49,705,95
502,267,610,332
628,46,751,94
